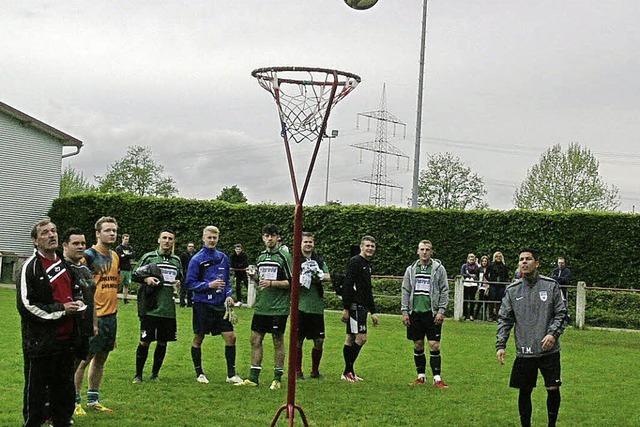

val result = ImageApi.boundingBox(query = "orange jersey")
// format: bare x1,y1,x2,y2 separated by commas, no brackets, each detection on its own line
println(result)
84,245,120,317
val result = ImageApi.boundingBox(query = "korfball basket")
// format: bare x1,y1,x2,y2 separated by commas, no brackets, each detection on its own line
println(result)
251,66,361,427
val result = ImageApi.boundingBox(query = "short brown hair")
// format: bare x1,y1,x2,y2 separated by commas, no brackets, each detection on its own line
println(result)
361,235,376,244
31,218,54,239
95,216,118,232
301,232,315,239
418,240,432,247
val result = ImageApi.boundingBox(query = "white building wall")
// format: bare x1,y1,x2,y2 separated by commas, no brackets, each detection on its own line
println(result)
0,113,63,256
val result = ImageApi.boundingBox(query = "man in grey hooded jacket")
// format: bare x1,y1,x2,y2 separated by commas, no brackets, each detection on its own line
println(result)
401,240,449,388
496,248,567,427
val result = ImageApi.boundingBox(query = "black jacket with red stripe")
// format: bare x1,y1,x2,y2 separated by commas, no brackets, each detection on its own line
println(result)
16,252,80,358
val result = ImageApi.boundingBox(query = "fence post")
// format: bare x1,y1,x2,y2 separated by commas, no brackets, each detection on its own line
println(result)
453,276,464,321
575,281,586,329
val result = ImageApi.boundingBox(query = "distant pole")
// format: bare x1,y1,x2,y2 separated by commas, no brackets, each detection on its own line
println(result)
325,129,339,204
411,0,429,208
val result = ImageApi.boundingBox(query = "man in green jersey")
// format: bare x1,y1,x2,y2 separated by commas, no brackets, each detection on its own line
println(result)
401,240,449,388
236,224,292,390
295,232,330,379
132,229,183,383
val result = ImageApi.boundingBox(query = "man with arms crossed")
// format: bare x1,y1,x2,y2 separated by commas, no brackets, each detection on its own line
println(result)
132,229,183,383
341,235,379,383
186,226,242,385
74,216,120,413
17,219,82,426
236,224,292,389
295,232,331,379
496,248,567,427
401,240,449,388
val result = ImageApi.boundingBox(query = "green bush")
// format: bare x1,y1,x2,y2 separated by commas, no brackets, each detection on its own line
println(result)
50,194,640,288
586,290,640,329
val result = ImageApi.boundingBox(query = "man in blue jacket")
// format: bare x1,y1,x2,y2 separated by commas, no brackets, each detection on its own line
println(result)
186,226,242,385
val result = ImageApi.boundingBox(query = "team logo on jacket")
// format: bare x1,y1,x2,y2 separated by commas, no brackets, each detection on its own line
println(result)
539,291,548,302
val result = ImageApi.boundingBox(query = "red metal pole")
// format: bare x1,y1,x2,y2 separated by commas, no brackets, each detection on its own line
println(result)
271,203,308,427
287,203,303,423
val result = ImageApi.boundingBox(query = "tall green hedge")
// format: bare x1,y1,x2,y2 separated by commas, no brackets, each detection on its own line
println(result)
49,194,640,288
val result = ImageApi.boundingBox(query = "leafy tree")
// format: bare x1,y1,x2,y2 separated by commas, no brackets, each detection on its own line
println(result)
514,143,619,211
216,185,247,203
60,166,94,197
95,145,178,197
417,152,488,210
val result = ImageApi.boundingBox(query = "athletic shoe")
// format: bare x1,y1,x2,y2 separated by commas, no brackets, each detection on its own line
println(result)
132,376,142,384
269,380,281,390
234,301,242,307
86,402,113,413
310,371,321,379
74,403,86,417
433,379,449,389
353,374,364,382
296,371,305,380
411,377,426,386
234,379,258,387
225,375,243,384
149,374,159,381
196,374,210,384
340,372,357,383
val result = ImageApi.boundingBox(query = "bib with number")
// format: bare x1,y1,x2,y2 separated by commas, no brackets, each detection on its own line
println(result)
259,265,278,281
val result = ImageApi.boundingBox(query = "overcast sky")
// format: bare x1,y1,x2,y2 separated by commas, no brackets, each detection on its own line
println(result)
2,0,639,211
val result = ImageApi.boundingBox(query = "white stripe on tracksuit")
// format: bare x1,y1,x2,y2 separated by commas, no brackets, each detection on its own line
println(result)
19,254,66,320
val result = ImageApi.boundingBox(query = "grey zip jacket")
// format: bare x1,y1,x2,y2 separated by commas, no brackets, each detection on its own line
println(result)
401,259,449,316
496,273,567,358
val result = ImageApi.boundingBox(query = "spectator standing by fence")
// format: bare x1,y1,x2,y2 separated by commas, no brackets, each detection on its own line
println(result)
230,243,249,305
115,234,134,304
551,257,572,301
474,255,490,320
488,251,510,321
461,253,480,321
179,242,196,307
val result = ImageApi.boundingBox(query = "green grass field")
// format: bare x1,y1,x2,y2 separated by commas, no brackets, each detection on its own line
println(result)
2,287,639,426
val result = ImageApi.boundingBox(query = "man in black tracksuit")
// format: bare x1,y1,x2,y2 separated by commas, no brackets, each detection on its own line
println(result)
496,248,567,427
340,235,379,382
17,219,84,427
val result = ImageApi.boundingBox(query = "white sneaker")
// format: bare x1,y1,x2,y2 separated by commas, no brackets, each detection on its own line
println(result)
226,375,243,384
234,302,242,307
269,380,281,390
196,374,210,384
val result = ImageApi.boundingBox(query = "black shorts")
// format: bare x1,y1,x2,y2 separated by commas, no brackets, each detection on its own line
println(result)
140,315,177,343
298,311,325,340
406,311,442,342
88,314,117,354
192,302,234,336
510,352,562,389
251,314,288,335
346,304,368,335
74,337,91,361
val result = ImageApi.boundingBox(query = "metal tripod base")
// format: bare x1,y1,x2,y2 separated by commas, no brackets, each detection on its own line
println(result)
270,403,309,427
